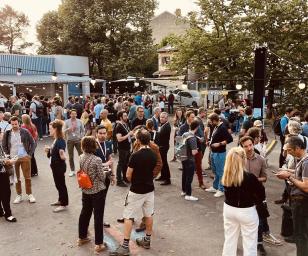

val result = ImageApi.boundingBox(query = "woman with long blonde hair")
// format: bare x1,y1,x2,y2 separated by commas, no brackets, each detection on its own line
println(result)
222,147,265,256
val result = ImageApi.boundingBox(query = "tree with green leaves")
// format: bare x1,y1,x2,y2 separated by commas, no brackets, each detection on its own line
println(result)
37,0,157,80
0,5,32,54
168,0,308,110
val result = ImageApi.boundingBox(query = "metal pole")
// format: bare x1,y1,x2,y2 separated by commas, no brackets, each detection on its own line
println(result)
12,85,16,96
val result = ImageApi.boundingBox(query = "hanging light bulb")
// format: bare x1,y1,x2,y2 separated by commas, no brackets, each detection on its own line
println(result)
90,77,96,85
236,83,243,90
298,81,306,90
52,72,57,81
17,68,22,76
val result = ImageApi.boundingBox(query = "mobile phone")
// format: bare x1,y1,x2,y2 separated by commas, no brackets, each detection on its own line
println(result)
272,170,278,174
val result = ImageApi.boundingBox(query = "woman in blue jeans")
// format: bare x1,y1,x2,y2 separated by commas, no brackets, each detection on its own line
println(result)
181,120,199,201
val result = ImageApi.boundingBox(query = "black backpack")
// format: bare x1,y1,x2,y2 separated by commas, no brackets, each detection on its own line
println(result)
273,118,282,136
33,102,44,117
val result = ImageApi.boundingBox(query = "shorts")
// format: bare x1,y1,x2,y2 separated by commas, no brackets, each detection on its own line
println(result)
123,191,154,219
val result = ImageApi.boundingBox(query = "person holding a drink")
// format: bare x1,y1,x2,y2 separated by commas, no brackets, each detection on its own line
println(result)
45,119,68,213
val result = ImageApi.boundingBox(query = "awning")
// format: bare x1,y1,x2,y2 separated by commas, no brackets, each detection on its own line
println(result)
0,74,91,85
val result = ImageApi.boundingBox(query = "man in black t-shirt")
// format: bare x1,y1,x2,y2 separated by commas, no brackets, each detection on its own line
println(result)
110,130,157,256
115,110,133,187
131,106,146,130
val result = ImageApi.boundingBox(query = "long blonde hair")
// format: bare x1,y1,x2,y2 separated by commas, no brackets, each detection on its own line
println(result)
221,147,246,187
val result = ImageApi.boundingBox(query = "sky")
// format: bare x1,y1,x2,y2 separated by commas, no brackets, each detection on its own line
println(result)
0,0,200,53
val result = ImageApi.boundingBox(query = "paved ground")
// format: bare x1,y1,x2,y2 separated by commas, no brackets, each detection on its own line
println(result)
0,128,296,256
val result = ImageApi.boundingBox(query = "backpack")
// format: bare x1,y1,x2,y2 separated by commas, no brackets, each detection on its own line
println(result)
273,118,282,136
33,102,44,117
174,133,194,161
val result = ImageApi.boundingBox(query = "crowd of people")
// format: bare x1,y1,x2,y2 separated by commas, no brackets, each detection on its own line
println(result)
0,91,307,256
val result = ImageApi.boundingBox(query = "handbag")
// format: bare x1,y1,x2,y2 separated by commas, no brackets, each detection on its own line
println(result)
77,156,93,189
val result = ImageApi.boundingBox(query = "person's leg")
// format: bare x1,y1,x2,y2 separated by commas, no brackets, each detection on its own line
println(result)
75,140,82,156
52,163,68,206
123,150,130,182
194,151,204,186
31,152,38,176
79,193,93,239
292,200,308,256
0,174,12,218
222,204,241,256
93,190,106,245
279,136,286,168
116,150,125,182
38,117,43,139
160,148,170,182
21,157,32,195
181,161,187,193
14,160,22,195
211,153,218,190
240,207,259,256
67,140,75,173
214,152,226,192
185,161,195,196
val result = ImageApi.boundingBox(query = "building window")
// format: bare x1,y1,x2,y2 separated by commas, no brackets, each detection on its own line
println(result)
162,56,171,65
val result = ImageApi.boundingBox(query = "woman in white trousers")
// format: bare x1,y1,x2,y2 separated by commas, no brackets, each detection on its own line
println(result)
221,147,265,256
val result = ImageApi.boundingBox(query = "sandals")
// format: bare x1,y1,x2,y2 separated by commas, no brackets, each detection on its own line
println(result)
77,237,91,246
5,216,17,222
94,244,106,254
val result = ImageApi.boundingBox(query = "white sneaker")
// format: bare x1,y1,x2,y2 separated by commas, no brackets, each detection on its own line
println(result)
205,187,217,193
13,195,23,204
181,192,186,196
28,194,36,203
185,195,199,201
53,206,67,213
69,171,75,177
214,191,224,197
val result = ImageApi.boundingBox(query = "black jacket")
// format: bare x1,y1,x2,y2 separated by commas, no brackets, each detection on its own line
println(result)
157,122,171,149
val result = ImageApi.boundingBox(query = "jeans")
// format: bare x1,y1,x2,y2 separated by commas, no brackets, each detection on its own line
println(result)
15,156,32,195
211,152,226,192
116,149,130,182
291,198,308,256
79,190,107,245
181,159,195,196
194,151,204,186
223,203,259,256
32,117,43,139
0,172,12,217
258,217,270,243
67,140,82,172
51,162,68,206
160,147,170,181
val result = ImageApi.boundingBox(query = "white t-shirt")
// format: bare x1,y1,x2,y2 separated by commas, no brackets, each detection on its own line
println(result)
0,97,5,108
159,101,165,109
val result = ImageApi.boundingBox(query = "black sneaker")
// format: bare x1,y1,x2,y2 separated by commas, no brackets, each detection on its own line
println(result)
136,237,150,249
257,244,267,256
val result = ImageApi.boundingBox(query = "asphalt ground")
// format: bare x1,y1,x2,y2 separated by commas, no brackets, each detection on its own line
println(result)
0,127,296,256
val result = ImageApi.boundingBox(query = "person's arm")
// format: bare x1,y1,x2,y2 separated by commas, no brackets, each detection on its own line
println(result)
276,164,308,193
259,158,267,182
59,149,66,161
126,167,133,182
116,130,133,142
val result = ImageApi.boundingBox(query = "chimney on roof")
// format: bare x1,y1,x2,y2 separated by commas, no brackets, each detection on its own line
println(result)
175,8,181,17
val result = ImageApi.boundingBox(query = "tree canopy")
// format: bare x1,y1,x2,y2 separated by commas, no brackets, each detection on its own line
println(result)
167,0,308,107
0,5,32,54
37,0,158,80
